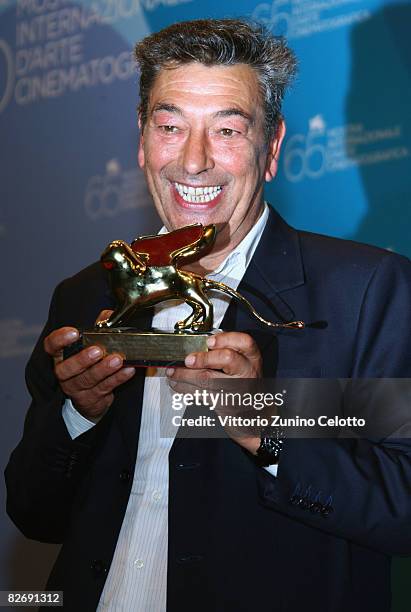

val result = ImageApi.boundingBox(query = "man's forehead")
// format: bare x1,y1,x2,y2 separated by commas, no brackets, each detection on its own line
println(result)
155,61,258,79
147,62,262,115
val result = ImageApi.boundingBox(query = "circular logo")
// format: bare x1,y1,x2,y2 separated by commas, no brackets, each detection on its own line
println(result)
84,174,123,220
0,39,14,114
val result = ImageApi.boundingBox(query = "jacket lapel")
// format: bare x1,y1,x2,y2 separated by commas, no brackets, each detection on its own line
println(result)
220,207,306,372
239,206,305,309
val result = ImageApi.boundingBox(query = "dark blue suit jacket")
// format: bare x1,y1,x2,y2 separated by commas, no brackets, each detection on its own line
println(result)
5,208,411,611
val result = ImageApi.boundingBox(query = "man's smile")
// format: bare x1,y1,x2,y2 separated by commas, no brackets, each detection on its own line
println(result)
171,181,224,209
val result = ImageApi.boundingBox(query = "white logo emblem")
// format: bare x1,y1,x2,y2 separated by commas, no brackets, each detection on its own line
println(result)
283,116,409,182
309,115,326,133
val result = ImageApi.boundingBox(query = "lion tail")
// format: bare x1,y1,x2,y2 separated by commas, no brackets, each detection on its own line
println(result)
203,279,305,330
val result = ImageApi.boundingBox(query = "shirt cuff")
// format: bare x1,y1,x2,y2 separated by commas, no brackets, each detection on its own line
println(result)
62,398,96,439
264,464,278,478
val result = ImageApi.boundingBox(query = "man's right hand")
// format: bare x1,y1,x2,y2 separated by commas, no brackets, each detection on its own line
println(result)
44,325,136,421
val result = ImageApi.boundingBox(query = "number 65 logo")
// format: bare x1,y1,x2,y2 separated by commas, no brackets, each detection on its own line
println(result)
283,132,327,182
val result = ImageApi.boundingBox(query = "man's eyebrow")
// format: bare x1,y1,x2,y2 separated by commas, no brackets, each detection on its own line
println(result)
213,108,254,124
152,103,183,116
151,104,254,124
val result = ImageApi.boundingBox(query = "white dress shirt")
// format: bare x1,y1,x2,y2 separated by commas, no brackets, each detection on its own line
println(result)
62,203,277,611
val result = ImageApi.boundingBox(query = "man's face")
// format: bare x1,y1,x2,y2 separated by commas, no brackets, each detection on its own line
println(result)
138,62,285,248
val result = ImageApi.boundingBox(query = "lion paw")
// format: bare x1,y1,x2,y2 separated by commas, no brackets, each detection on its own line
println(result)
190,322,209,332
96,319,110,328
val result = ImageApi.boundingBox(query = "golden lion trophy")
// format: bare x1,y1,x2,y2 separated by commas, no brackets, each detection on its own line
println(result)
64,224,304,366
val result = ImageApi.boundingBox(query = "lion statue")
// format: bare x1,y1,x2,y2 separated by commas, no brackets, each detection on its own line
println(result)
98,223,304,333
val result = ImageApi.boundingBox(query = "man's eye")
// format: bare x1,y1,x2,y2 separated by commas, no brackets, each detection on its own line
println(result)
160,125,178,134
219,128,238,137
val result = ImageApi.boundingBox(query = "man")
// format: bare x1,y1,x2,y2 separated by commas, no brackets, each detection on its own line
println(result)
5,18,411,612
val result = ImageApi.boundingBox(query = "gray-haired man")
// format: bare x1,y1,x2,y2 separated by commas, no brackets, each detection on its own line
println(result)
6,18,411,612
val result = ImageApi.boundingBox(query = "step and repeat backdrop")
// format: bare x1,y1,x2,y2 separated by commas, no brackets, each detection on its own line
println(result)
1,0,410,607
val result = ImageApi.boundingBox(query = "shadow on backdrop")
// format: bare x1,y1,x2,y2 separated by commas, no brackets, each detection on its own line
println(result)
346,5,411,611
346,3,411,258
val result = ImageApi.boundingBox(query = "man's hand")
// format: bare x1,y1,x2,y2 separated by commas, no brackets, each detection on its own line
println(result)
166,332,261,454
184,331,262,378
44,311,135,421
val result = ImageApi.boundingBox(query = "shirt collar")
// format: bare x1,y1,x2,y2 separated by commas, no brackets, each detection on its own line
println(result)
157,202,269,276
212,202,269,276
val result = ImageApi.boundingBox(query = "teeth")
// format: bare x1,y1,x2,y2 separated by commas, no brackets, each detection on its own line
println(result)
174,182,222,204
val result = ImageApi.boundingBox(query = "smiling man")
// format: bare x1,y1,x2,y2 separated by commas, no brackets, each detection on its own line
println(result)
6,18,411,612
138,60,283,268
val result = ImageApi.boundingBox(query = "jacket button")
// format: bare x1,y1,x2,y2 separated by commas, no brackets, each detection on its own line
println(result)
91,560,108,577
298,497,311,510
119,469,131,483
321,504,334,517
309,501,322,513
64,453,78,479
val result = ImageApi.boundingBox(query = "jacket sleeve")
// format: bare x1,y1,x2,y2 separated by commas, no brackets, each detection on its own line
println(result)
4,282,112,544
257,252,411,556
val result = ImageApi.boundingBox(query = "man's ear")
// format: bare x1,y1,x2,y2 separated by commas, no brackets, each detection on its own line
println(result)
137,115,145,169
265,120,286,182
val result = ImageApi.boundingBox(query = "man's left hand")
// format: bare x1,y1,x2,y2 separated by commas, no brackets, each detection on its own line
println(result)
166,331,262,454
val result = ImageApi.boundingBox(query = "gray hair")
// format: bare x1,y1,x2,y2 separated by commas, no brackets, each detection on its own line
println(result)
134,18,297,141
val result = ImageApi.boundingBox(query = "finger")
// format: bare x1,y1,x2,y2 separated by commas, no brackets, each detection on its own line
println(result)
168,368,237,389
206,332,261,362
55,348,120,384
167,376,203,396
95,309,114,324
167,366,259,422
167,366,212,383
68,367,135,411
167,366,213,389
44,327,79,359
185,347,250,377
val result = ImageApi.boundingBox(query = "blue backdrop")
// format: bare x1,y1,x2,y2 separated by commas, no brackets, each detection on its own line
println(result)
1,0,410,608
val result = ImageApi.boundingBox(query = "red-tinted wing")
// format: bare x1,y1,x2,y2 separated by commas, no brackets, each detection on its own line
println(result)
131,225,204,265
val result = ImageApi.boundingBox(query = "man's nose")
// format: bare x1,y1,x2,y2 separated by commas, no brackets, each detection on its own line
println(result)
182,130,214,175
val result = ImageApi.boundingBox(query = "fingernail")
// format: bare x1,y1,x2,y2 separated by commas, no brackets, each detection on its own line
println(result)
123,367,135,376
166,368,175,377
88,347,102,359
207,336,216,348
185,354,196,367
109,355,122,368
66,330,79,340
